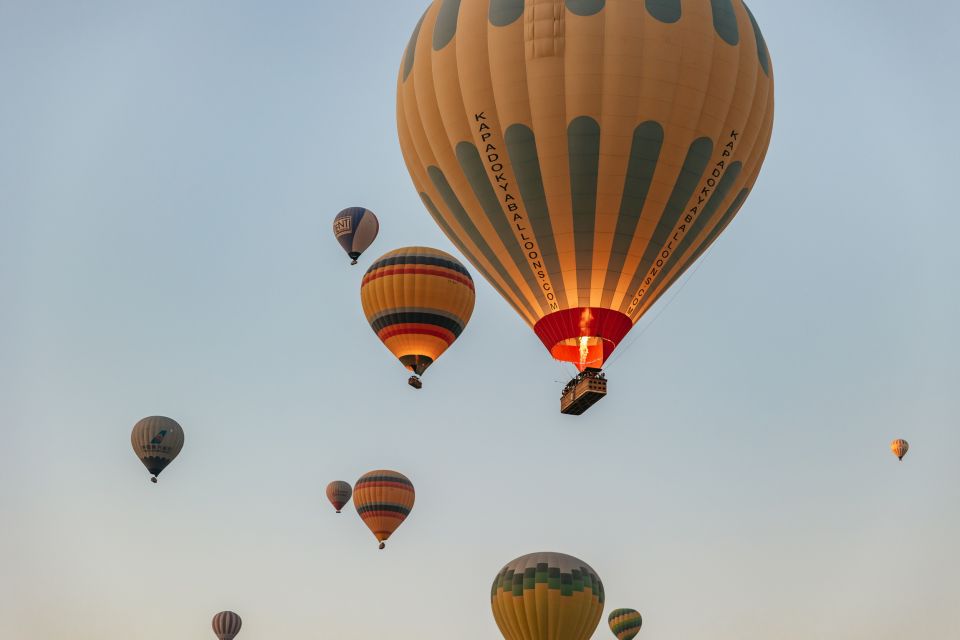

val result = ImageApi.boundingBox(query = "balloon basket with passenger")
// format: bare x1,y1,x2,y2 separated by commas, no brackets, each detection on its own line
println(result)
560,368,608,415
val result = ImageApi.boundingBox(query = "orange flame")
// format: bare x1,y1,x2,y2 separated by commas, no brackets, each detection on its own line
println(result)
579,336,590,369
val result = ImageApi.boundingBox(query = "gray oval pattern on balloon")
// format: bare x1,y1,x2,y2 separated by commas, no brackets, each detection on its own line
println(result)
645,0,681,23
433,0,463,50
566,0,605,17
490,0,524,26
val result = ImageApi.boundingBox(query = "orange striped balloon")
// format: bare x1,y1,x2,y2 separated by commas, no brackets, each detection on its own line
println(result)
353,470,415,549
360,247,475,383
890,438,909,461
326,480,352,513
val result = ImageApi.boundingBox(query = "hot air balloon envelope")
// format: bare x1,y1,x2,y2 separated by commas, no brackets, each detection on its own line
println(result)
334,207,379,264
326,480,353,513
491,551,604,640
353,469,415,549
212,611,242,640
397,0,774,372
608,608,643,640
360,247,475,382
130,416,184,482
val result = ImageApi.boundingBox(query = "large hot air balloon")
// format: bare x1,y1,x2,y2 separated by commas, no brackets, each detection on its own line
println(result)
326,480,353,513
608,608,643,640
333,207,379,265
212,611,242,640
130,416,184,483
891,438,909,461
360,246,475,388
491,551,604,640
397,0,774,394
353,469,415,549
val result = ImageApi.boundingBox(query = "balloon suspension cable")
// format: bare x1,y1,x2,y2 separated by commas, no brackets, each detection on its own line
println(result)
379,542,386,550
604,245,714,371
150,476,158,484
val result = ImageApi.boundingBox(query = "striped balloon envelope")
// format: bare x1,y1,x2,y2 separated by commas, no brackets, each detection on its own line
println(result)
397,0,774,372
326,480,353,513
360,247,475,384
353,470,415,549
211,611,242,640
333,207,379,265
608,608,643,640
891,438,909,461
491,551,604,640
130,416,184,483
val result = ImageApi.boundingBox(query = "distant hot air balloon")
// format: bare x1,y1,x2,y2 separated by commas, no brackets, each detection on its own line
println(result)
491,551,604,640
333,207,379,265
326,480,353,513
397,0,774,390
212,611,242,640
891,439,909,461
608,608,643,640
130,416,184,483
360,246,475,388
353,470,415,549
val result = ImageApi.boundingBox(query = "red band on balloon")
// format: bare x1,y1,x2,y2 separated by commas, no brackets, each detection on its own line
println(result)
533,308,634,369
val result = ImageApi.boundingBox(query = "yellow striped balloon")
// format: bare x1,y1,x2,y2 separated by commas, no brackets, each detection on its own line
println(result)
360,247,475,382
130,416,184,483
891,438,909,461
608,608,643,640
397,0,774,372
353,470,415,549
491,551,604,640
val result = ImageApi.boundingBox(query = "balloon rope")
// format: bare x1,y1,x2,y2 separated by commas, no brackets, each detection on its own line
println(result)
604,245,715,370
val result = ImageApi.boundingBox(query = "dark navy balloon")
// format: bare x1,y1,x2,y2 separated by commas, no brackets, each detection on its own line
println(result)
333,207,379,265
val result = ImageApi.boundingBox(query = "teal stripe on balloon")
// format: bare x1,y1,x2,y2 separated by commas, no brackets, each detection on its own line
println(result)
640,161,742,301
421,185,538,318
419,192,527,320
433,0,462,50
744,3,770,75
710,0,739,45
427,166,540,320
566,0,605,16
645,0,681,23
456,142,551,313
489,0,524,26
600,121,664,308
619,137,714,314
402,10,428,81
644,187,749,312
568,116,601,302
505,124,568,310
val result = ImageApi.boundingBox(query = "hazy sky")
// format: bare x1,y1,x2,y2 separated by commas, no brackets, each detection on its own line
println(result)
2,1,960,639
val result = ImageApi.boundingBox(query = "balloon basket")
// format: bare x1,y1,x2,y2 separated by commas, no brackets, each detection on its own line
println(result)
407,375,423,390
560,368,607,415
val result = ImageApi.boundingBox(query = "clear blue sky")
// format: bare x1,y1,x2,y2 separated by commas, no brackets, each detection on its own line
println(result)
2,1,959,638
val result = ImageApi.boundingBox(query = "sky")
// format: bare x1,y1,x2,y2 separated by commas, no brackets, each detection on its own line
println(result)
2,1,960,638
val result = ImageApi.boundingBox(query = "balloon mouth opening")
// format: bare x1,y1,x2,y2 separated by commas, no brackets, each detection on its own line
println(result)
399,354,433,376
533,308,633,371
550,336,612,371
